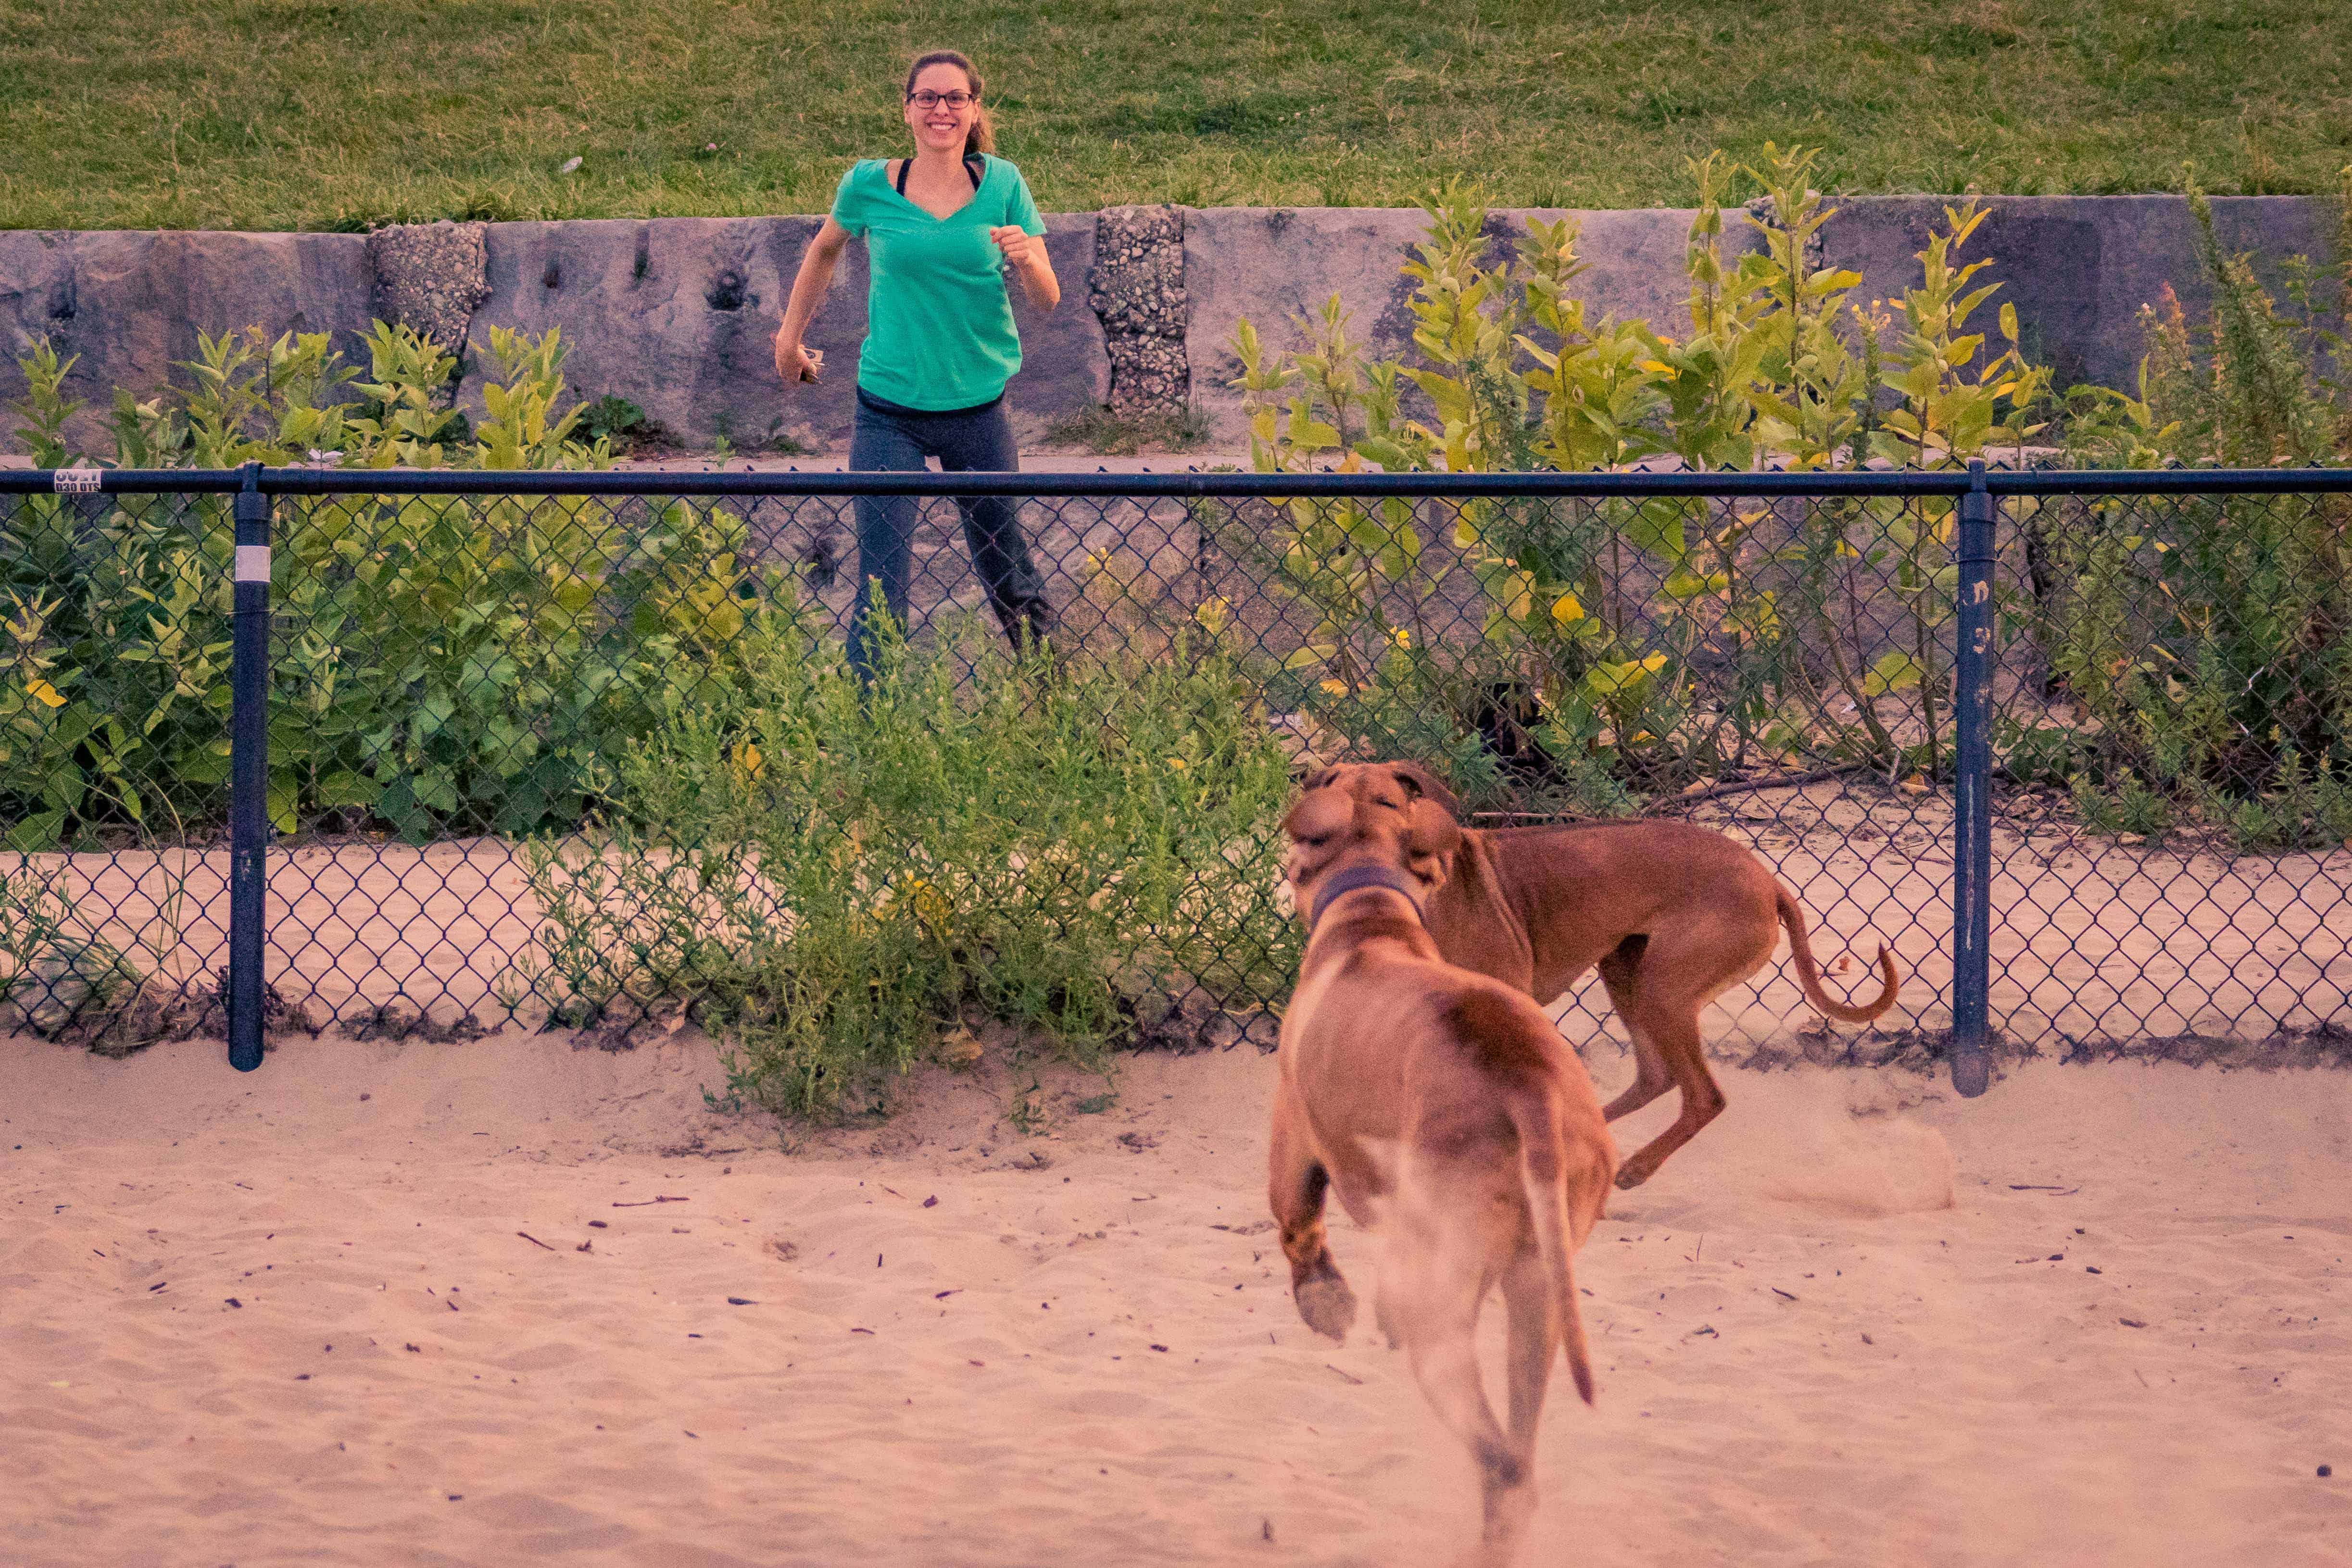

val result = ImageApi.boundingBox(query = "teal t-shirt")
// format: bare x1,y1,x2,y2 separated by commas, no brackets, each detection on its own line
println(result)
829,154,1048,411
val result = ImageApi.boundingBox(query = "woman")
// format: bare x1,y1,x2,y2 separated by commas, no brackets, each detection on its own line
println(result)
772,49,1061,675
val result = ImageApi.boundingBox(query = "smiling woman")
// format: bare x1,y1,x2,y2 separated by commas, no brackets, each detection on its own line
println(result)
772,50,1061,679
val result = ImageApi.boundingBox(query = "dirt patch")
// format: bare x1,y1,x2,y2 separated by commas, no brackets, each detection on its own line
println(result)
11,780,2349,1063
5,968,325,1059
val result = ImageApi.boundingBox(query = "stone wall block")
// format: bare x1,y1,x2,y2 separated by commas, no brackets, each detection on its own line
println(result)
0,229,370,452
1824,195,2339,391
469,212,1105,450
1182,206,1731,441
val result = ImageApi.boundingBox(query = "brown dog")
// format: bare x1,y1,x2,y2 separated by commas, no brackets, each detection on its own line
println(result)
1302,763,1900,1191
1272,765,1616,1565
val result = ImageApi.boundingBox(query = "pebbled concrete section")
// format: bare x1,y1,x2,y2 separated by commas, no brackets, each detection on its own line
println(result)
365,221,490,360
1182,206,1741,438
1088,205,1187,415
1827,195,2341,390
469,213,1106,452
0,229,369,449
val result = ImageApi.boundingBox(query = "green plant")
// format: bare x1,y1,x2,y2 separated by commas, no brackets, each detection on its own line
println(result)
343,322,465,468
0,866,144,1034
1,321,646,847
2047,169,2352,847
581,394,651,448
6,340,83,468
517,597,1297,1116
474,326,608,470
1230,149,2056,809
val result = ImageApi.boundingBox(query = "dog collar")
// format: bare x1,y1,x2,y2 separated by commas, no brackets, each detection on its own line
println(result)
1306,864,1426,932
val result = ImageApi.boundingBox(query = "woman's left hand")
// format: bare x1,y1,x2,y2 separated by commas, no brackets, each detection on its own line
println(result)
989,226,1045,274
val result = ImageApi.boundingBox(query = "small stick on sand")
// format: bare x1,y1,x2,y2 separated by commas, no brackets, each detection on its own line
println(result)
516,1232,557,1251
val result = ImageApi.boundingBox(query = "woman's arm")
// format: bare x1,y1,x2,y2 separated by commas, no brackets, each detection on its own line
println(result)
989,226,1060,313
773,218,853,382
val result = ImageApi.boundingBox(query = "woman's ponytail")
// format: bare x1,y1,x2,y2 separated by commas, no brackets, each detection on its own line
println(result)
905,50,994,157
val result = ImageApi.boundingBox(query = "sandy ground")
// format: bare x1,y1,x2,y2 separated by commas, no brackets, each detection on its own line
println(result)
4,1029,2347,1567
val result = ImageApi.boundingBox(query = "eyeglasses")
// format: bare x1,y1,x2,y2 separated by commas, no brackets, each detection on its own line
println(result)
906,89,975,110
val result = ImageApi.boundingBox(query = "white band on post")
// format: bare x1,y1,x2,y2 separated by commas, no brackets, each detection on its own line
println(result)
235,545,272,583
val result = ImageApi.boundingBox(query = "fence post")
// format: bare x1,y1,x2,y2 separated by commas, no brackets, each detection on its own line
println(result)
1949,461,1995,1097
227,464,271,1073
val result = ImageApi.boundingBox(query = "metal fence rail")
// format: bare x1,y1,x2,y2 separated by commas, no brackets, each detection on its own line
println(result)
7,463,2351,1096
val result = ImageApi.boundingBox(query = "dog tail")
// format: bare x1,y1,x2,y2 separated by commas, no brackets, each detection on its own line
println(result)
1510,1089,1601,1406
1775,882,1900,1024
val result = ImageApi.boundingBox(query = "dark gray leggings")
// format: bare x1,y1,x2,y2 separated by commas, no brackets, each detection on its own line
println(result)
847,388,1052,676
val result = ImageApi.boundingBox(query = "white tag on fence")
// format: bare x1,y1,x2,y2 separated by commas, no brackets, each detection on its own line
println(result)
235,545,272,583
50,467,102,495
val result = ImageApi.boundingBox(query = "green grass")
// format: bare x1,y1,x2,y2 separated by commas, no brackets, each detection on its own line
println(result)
3,0,2349,230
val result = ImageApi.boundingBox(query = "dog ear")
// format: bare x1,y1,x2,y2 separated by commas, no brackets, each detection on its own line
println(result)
1298,765,1341,794
1388,761,1462,819
1404,796,1462,863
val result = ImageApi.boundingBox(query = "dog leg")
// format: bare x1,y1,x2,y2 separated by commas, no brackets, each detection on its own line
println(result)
1610,999,1724,1190
1373,1279,1404,1350
1385,1223,1530,1566
1475,1250,1554,1562
1406,1316,1532,1567
1270,1105,1357,1341
1596,944,1672,1124
1500,1249,1555,1460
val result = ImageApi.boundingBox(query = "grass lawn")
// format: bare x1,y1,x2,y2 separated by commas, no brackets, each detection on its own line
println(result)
3,0,2349,230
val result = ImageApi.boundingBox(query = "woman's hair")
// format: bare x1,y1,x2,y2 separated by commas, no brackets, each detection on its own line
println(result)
904,49,994,157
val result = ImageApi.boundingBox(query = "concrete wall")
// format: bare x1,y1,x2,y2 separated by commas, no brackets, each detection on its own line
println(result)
1828,195,2340,390
468,213,1103,448
0,228,371,414
2,195,2339,456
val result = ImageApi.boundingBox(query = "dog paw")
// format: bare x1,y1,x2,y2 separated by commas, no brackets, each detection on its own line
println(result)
1294,1273,1358,1343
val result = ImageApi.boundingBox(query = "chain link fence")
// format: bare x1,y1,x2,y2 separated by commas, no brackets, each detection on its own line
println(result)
6,466,2349,1095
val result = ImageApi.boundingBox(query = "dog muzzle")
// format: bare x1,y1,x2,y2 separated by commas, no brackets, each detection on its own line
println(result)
1305,863,1428,933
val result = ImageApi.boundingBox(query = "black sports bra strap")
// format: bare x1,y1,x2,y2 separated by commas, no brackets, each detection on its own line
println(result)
892,156,986,195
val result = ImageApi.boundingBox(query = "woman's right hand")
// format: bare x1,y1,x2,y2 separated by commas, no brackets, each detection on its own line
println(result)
774,332,823,385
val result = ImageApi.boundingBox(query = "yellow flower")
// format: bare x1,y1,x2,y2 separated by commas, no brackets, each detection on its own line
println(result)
1166,756,1190,771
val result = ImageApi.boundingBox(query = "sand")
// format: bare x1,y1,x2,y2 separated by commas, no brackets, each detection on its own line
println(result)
4,1031,2348,1567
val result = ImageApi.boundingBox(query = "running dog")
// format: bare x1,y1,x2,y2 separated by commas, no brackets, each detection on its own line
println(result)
1308,762,1901,1190
1272,765,1616,1565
